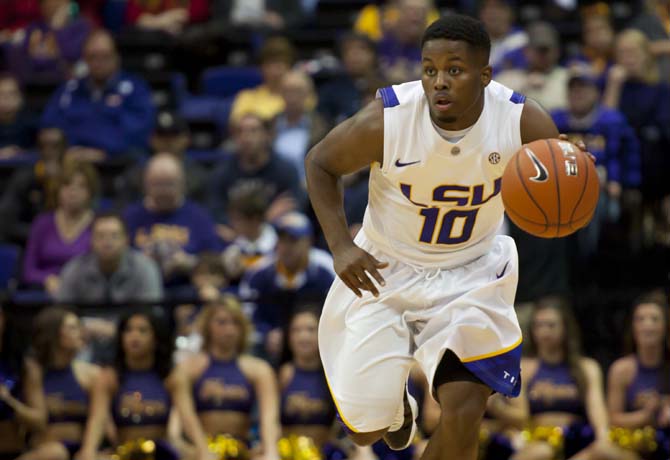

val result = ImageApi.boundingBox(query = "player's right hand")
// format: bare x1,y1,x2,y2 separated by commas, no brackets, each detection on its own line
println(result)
333,244,388,298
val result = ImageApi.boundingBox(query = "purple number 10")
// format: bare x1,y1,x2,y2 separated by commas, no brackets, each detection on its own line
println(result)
418,208,479,244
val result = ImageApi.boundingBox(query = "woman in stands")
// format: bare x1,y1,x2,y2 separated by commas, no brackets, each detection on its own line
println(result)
607,291,670,460
279,307,336,452
16,307,98,460
510,298,630,460
77,309,210,460
0,304,46,459
22,161,98,296
179,296,280,459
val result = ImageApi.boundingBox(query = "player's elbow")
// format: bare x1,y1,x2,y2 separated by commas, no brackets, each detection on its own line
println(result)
304,143,327,184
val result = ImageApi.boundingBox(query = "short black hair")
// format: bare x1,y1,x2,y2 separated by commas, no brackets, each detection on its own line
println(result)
93,211,128,236
421,14,491,62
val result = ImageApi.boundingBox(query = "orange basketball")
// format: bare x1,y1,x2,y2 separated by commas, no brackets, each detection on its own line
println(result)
501,138,600,238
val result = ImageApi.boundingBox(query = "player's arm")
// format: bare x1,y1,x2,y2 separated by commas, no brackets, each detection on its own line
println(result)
520,98,593,159
305,100,387,297
520,98,560,144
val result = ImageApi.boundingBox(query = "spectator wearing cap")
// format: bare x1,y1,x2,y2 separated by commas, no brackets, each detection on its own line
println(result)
41,29,155,161
239,212,334,362
551,66,641,252
229,36,295,123
0,74,37,157
123,153,222,283
478,0,528,74
553,67,641,200
114,111,209,207
377,0,430,84
56,212,163,303
0,127,66,245
4,0,91,85
497,21,569,111
274,70,328,185
209,113,304,225
317,33,386,125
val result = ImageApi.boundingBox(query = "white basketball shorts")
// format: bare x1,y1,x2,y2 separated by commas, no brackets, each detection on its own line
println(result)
319,231,522,433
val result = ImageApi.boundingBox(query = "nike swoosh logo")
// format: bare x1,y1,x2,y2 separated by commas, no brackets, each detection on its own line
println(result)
496,261,509,279
525,148,548,183
395,159,421,168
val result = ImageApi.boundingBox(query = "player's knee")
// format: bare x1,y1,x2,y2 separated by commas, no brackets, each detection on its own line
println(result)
349,429,385,446
437,391,487,438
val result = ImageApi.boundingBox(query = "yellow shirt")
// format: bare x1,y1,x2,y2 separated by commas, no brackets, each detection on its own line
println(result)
229,85,285,123
354,4,440,42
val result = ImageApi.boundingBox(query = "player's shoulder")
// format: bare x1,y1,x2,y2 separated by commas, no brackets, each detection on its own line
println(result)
487,80,527,106
377,80,424,109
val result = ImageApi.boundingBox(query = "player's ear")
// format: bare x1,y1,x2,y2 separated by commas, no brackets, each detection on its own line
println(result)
480,65,492,87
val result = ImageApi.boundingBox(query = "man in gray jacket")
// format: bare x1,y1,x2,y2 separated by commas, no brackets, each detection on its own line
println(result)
56,212,163,304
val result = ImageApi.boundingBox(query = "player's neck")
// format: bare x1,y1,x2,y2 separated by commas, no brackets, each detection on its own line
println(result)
431,93,484,131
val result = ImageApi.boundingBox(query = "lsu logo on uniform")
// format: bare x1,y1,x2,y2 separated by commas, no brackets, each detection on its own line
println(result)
400,178,501,245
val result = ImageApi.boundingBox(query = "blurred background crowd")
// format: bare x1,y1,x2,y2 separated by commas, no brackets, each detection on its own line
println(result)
0,0,669,459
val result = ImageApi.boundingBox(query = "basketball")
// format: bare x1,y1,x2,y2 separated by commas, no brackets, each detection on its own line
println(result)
501,139,600,238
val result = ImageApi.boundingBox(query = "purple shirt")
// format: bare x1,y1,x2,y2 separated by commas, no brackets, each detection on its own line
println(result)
6,18,91,84
22,212,92,285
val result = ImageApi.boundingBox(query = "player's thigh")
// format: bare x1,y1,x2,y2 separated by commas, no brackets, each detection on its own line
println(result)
319,276,414,433
413,235,522,396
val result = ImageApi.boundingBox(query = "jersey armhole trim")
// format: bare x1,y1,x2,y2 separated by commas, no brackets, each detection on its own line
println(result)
378,86,400,108
509,91,526,104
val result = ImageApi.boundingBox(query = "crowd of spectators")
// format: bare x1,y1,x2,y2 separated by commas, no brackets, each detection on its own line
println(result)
0,0,669,459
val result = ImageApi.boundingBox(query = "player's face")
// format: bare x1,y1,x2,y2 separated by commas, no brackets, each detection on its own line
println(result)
632,303,665,349
421,39,491,129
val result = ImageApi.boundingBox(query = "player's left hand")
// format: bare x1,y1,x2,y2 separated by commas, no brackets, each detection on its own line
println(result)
558,134,595,163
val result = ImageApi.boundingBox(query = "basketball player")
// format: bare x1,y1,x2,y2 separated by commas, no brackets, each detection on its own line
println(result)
305,14,593,460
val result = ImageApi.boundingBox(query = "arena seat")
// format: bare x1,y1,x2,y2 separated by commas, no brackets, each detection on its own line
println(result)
201,66,262,99
0,244,21,292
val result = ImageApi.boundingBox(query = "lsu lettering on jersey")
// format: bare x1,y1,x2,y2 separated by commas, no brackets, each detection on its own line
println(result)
362,79,526,268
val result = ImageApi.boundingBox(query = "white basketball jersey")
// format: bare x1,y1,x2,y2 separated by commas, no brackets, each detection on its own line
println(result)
361,80,525,268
